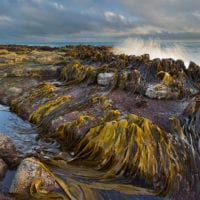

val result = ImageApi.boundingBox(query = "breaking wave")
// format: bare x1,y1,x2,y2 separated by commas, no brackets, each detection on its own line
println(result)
113,38,192,67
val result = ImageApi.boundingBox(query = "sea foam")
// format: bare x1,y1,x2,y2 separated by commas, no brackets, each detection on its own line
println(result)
113,38,191,67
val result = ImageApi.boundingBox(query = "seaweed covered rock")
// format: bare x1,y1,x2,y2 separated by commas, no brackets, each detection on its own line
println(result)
145,84,174,99
0,45,200,199
70,113,189,196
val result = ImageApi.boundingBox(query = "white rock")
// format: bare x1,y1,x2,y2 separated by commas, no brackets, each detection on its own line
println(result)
97,73,115,86
9,157,58,194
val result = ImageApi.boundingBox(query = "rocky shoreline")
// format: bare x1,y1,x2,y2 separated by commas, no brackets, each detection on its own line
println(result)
0,44,200,199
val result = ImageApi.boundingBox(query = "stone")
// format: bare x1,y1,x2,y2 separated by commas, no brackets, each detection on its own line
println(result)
0,158,7,179
7,87,23,97
0,133,19,168
97,72,115,86
9,157,58,195
145,84,174,99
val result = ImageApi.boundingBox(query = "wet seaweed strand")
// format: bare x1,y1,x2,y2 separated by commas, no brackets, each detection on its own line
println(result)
68,113,189,197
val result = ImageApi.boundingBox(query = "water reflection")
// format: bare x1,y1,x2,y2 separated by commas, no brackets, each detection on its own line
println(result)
0,104,60,157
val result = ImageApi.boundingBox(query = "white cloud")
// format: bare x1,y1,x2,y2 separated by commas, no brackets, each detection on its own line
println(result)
51,2,64,10
104,11,126,23
0,15,13,25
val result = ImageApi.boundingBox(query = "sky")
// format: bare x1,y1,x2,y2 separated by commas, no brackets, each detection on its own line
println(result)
0,0,200,43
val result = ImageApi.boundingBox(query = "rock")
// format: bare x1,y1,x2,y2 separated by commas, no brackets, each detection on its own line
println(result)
97,72,115,86
145,84,175,99
7,87,23,97
0,158,7,179
9,157,58,195
0,194,15,200
0,133,19,168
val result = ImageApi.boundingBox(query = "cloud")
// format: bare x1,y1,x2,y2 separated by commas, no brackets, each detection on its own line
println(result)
104,11,126,23
0,0,199,42
0,15,13,25
50,2,64,10
118,0,200,34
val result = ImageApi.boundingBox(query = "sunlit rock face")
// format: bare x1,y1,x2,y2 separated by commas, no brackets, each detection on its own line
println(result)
0,45,200,199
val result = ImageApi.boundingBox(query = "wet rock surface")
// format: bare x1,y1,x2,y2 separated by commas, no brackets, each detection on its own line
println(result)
0,133,19,168
0,158,7,179
0,45,200,199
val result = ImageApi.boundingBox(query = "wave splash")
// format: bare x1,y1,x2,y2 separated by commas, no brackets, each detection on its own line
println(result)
113,38,190,67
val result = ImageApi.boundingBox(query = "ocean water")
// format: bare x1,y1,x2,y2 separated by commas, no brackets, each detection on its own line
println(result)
3,38,199,67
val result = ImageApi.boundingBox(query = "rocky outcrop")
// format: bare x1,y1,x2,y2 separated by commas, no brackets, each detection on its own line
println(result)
0,45,200,199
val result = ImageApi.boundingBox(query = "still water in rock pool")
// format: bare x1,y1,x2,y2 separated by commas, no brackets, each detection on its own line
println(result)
0,104,167,200
0,104,60,157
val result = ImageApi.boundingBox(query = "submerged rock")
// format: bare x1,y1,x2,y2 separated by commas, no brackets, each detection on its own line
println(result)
0,133,19,168
9,157,58,195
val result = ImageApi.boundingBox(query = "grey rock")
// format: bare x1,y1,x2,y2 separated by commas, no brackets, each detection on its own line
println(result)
7,87,23,97
145,84,175,99
0,157,7,179
9,157,58,194
0,133,19,168
97,72,115,86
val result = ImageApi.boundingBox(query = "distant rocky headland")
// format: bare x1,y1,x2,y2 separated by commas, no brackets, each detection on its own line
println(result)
0,44,200,199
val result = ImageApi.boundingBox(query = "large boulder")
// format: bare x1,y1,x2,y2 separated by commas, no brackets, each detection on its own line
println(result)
0,133,19,168
9,157,58,195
